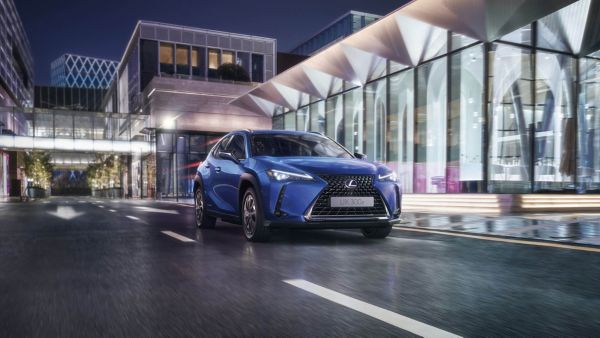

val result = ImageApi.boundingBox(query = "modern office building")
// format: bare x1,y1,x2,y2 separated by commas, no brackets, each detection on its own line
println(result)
50,54,118,89
104,21,276,198
290,11,381,56
232,0,600,195
0,0,34,198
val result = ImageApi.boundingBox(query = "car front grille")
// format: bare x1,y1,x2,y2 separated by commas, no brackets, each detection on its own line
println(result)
308,175,388,218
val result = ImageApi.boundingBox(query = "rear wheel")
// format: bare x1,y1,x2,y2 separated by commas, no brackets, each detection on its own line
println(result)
361,225,392,239
195,188,216,229
242,188,269,242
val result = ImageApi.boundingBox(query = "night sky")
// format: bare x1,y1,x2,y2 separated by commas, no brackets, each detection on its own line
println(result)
15,0,407,85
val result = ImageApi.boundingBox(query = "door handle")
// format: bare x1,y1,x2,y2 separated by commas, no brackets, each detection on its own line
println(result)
215,167,221,173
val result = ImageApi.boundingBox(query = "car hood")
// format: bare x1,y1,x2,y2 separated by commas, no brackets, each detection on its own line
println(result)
256,156,380,175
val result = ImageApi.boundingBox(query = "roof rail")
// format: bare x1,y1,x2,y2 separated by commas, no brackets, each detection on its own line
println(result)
309,131,324,135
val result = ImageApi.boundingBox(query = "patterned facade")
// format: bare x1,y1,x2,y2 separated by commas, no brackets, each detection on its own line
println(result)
50,54,117,89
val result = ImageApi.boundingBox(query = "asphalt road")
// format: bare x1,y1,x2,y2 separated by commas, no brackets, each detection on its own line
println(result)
0,197,599,337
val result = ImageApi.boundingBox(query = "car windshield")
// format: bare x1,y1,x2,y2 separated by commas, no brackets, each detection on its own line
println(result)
251,133,353,158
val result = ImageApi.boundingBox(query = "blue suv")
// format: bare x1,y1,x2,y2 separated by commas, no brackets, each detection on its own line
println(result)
193,130,401,241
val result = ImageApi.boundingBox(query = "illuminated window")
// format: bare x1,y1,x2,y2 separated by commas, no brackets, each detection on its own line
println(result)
159,43,174,74
176,45,189,75
222,50,234,64
208,49,220,78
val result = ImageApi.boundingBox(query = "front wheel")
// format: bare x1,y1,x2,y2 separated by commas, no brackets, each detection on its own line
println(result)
195,188,216,229
361,225,392,239
242,188,269,242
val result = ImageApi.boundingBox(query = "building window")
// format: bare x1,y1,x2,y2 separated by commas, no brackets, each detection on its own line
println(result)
365,78,387,161
325,95,344,144
176,45,190,75
296,106,310,132
448,44,485,193
191,47,206,77
415,58,447,193
534,51,576,192
488,43,533,193
309,100,325,134
222,50,234,65
579,57,600,193
389,69,414,193
159,43,174,74
208,49,220,78
140,39,159,90
344,87,364,154
251,54,264,82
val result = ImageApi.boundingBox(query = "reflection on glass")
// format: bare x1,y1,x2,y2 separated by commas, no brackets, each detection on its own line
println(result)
283,112,296,131
534,52,576,191
309,100,325,134
488,43,533,193
389,69,414,193
448,44,484,192
55,113,73,138
578,57,600,192
365,78,386,161
415,58,447,193
191,47,205,77
208,49,220,78
500,24,532,45
296,106,309,131
343,87,363,154
325,95,344,144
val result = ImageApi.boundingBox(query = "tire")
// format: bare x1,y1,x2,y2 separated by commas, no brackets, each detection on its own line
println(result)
241,187,269,242
195,187,216,229
361,225,392,239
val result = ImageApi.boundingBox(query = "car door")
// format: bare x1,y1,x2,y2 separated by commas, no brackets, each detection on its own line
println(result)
202,135,231,212
211,134,247,215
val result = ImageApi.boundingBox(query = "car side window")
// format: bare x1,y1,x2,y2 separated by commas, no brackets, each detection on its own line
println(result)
225,135,247,160
213,136,231,156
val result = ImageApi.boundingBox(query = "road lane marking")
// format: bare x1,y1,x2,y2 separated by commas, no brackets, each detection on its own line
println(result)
284,279,461,338
98,205,105,209
109,209,116,213
126,215,140,221
135,206,179,214
394,227,600,253
161,231,195,243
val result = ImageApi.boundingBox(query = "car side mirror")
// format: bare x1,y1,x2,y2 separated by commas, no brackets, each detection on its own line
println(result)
354,152,368,160
218,151,239,164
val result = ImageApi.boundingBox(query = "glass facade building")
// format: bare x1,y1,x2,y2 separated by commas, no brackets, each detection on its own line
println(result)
50,54,118,89
236,0,600,194
290,11,380,56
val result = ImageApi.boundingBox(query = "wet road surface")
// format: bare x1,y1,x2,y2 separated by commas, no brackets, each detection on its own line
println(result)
0,197,599,336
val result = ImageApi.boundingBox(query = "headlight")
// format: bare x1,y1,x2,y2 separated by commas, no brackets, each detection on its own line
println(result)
267,169,313,181
378,172,397,182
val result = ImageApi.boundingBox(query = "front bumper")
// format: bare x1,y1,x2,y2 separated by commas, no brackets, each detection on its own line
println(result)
266,216,400,229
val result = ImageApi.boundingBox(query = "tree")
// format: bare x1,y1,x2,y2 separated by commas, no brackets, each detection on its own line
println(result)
23,152,53,189
86,155,121,190
217,63,250,82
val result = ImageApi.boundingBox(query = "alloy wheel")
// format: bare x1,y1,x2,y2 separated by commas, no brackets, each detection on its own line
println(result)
195,191,203,227
243,194,257,237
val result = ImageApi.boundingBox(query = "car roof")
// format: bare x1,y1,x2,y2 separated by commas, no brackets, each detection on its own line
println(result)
231,129,319,136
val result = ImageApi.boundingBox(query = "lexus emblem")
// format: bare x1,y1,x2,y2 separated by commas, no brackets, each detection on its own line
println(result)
344,179,358,189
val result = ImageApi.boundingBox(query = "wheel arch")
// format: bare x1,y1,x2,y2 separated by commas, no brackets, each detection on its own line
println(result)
238,172,261,212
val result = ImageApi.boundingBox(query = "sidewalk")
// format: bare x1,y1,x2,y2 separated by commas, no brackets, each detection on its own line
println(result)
397,212,600,246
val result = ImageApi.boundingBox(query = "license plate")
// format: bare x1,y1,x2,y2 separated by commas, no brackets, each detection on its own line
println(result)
330,196,374,208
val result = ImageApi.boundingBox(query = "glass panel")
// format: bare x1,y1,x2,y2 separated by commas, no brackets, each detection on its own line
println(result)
296,106,310,131
488,43,534,193
222,50,234,64
159,43,174,74
74,115,93,139
343,87,364,154
176,134,189,154
500,24,532,45
415,58,447,193
208,49,220,78
176,45,189,75
236,52,251,77
191,47,206,77
35,112,54,138
448,44,485,192
534,52,576,192
251,54,264,82
365,79,387,161
157,133,173,153
55,113,73,138
190,135,206,154
309,100,325,133
537,0,590,53
451,32,478,51
273,114,284,130
389,69,414,193
283,112,296,131
325,95,344,144
578,57,600,192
